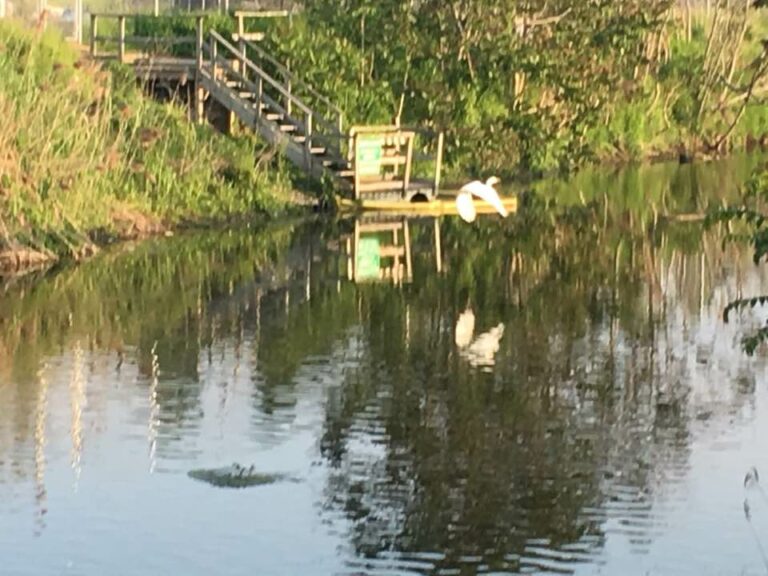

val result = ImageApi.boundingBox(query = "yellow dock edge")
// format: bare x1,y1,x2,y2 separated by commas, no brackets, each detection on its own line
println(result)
337,195,518,216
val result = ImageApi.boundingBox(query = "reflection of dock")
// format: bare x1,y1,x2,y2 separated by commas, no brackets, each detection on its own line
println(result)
339,218,443,284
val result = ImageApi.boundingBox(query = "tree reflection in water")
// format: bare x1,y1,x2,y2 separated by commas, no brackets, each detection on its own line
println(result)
0,157,767,574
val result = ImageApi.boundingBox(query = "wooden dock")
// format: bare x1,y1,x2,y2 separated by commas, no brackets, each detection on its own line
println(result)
88,12,444,204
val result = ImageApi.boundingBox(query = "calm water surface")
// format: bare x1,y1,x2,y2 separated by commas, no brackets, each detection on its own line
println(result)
3,157,768,575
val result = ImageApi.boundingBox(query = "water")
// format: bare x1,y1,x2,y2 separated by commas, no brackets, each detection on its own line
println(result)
3,156,768,575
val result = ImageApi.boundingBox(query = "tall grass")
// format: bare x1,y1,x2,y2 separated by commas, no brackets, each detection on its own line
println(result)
0,20,291,267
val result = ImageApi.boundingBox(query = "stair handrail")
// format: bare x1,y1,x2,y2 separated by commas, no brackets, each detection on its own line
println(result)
206,29,332,157
207,30,312,116
241,39,344,133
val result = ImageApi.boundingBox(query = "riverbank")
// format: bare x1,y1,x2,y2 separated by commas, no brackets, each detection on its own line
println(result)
0,21,298,274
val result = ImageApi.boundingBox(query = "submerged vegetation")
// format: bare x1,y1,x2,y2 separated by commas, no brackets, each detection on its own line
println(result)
0,20,291,271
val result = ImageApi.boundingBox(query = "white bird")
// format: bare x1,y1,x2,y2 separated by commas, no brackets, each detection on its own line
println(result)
455,192,477,223
454,309,476,348
456,176,508,223
464,324,504,369
454,307,505,370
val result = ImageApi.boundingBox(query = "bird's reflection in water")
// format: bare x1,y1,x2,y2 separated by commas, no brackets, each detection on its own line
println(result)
454,308,505,371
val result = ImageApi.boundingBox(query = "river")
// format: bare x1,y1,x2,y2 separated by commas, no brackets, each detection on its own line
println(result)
2,155,768,575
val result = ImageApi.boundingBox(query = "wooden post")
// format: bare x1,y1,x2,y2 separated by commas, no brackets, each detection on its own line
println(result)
195,16,205,125
0,0,5,19
90,14,98,57
74,0,82,44
402,132,414,196
211,37,218,79
353,133,360,200
195,16,204,70
237,14,247,83
305,113,313,169
153,0,159,16
433,131,444,197
285,78,292,117
118,16,126,63
256,76,263,120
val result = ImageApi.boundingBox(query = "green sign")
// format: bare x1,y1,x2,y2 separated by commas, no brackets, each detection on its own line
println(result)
356,137,384,176
356,237,381,279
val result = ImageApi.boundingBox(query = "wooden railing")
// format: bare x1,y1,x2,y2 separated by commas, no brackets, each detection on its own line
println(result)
89,13,200,62
198,27,346,164
200,30,316,151
240,39,343,133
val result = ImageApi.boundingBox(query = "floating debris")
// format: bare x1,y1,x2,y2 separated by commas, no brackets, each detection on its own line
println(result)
188,463,298,489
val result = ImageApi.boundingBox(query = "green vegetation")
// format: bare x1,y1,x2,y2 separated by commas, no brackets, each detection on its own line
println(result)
123,3,768,180
0,20,292,271
255,1,768,177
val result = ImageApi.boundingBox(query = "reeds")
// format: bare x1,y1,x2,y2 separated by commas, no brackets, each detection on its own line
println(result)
0,21,291,267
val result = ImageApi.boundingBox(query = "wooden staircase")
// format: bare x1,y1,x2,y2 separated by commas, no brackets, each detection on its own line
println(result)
86,13,443,201
196,29,351,184
193,26,443,200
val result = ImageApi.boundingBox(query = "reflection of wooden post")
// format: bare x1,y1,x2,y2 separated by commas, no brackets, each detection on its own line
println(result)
433,218,442,273
403,219,412,282
353,220,360,282
34,365,49,534
345,237,352,280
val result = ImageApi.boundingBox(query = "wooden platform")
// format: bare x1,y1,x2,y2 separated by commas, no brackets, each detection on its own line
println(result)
337,194,518,216
131,56,197,82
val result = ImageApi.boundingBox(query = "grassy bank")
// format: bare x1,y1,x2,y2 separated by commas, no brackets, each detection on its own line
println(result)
0,20,293,273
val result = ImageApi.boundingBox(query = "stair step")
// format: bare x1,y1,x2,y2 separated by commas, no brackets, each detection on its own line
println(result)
336,169,355,178
238,91,254,98
265,113,284,121
225,80,241,88
315,155,348,169
279,124,298,132
310,147,326,154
